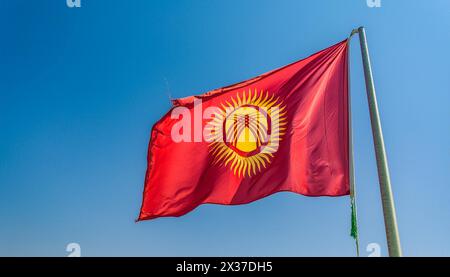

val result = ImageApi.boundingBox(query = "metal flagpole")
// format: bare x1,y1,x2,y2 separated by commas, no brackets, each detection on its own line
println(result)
354,26,402,257
347,30,360,257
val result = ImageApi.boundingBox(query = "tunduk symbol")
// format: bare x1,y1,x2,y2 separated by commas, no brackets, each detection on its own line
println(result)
206,89,287,177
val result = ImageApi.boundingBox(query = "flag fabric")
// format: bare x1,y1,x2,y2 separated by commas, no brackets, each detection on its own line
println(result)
138,40,349,221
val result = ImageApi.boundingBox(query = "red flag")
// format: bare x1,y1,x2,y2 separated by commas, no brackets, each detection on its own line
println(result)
138,40,349,221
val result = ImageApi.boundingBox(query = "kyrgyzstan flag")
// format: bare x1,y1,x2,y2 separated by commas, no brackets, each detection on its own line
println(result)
138,40,349,221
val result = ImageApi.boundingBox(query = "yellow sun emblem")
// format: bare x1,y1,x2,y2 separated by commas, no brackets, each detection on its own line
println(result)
205,89,287,177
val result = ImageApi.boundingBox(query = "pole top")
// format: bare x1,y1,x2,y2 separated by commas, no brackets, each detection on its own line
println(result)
349,27,364,39
349,28,359,39
351,26,365,35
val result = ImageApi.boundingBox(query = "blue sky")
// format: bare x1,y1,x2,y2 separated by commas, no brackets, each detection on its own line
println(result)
0,0,449,257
